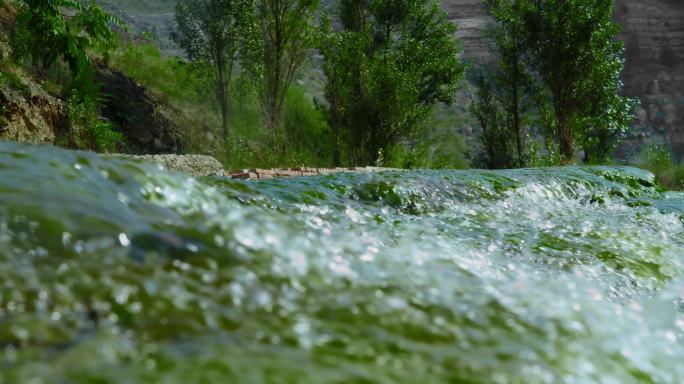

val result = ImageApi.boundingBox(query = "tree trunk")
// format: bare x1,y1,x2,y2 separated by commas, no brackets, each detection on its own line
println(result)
512,85,523,167
216,51,230,141
557,114,573,163
219,84,229,141
332,123,341,167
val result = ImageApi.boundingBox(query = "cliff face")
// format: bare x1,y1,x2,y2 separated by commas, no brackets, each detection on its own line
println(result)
444,0,684,161
615,0,684,160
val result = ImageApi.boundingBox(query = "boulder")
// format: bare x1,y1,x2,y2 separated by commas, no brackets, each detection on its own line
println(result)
110,153,225,177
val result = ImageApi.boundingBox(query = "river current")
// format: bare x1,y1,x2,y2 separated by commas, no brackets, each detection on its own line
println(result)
1,142,684,383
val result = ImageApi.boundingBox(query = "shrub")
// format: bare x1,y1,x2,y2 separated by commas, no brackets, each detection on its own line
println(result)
66,95,122,152
634,144,684,190
282,86,332,167
0,68,30,96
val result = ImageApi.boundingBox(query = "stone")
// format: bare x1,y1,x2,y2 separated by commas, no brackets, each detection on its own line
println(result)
109,154,225,177
0,75,66,145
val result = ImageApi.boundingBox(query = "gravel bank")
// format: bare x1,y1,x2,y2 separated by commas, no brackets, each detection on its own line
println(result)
109,154,225,177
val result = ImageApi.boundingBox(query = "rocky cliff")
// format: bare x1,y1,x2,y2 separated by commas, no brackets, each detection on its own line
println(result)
443,0,684,161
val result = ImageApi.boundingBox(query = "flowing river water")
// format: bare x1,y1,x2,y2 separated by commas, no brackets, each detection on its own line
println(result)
1,142,684,383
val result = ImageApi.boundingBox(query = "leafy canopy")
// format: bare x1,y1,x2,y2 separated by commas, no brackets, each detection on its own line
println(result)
321,0,464,164
173,0,257,139
516,0,635,162
12,0,122,74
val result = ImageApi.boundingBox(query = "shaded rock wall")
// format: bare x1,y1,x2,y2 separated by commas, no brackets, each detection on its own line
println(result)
443,0,684,161
95,63,184,154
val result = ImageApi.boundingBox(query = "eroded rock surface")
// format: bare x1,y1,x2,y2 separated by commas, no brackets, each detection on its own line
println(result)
0,77,66,145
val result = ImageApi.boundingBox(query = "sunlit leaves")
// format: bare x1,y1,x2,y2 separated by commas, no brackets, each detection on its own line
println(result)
320,0,464,165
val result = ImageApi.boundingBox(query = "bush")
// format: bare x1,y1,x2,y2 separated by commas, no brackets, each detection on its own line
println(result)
222,86,333,170
66,95,122,153
0,68,30,96
282,86,332,167
635,144,684,190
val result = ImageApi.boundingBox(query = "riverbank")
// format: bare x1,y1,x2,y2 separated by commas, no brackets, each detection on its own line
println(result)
226,166,392,179
113,153,393,179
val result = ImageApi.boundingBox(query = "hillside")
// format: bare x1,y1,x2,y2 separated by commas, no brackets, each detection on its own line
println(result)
0,3,185,154
97,0,181,56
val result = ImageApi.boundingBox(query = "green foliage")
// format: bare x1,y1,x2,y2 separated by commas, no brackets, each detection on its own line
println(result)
640,144,673,176
514,0,635,162
576,80,637,164
248,0,319,136
11,0,121,75
109,39,226,155
66,95,123,152
415,105,470,169
10,0,124,153
528,140,561,167
469,67,514,169
173,0,256,139
223,84,333,169
282,86,332,166
107,38,333,169
0,69,30,96
472,0,636,166
483,0,537,168
320,0,464,166
110,41,210,103
385,144,429,169
635,144,684,190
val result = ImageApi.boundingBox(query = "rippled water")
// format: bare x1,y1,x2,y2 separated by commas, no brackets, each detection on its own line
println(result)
1,142,684,383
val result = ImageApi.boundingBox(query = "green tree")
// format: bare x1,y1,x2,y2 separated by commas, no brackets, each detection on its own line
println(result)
469,67,514,169
321,0,464,165
250,0,319,142
517,0,633,162
575,53,635,163
485,0,536,167
173,0,256,141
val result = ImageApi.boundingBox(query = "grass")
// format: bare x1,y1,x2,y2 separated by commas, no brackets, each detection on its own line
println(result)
106,37,335,170
636,144,684,190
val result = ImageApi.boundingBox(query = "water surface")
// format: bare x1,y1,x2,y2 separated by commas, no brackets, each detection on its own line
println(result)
0,142,683,383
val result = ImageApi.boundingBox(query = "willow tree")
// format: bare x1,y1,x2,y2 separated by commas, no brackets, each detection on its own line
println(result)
321,0,464,165
517,0,633,162
173,0,256,140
